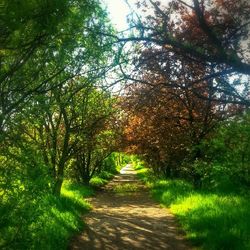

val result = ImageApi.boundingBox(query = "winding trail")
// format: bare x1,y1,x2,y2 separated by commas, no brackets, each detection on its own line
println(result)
70,164,193,250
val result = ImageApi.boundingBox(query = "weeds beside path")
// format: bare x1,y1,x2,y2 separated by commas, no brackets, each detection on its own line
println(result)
70,164,193,250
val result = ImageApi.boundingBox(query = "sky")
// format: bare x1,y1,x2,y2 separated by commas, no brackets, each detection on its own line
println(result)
101,0,171,32
99,0,141,93
101,0,137,31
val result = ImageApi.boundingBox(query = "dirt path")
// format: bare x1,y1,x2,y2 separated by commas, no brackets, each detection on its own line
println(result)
70,164,193,250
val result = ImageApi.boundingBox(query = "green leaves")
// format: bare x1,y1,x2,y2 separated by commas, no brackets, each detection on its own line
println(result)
199,112,250,189
0,0,118,247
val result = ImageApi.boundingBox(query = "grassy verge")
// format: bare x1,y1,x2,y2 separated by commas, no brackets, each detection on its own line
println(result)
37,168,118,249
1,155,127,249
135,165,250,250
32,181,94,250
0,181,94,250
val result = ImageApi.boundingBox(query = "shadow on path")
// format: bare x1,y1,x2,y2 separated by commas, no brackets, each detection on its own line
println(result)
70,164,193,250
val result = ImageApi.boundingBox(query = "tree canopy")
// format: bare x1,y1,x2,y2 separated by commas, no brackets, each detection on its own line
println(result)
117,0,250,105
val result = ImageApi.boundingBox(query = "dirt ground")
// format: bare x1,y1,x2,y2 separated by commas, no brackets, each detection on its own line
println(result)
70,164,193,250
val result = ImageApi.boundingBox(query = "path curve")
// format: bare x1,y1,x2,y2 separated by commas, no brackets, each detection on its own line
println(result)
70,164,193,250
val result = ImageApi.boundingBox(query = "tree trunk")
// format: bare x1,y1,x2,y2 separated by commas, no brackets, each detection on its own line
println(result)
82,176,91,185
53,176,63,196
193,173,202,189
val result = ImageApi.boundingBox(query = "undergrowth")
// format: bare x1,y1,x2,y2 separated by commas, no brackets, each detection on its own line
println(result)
0,155,128,249
0,181,93,250
90,170,115,189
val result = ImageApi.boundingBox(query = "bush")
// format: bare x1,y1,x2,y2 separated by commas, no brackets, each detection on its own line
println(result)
198,112,250,189
98,170,114,180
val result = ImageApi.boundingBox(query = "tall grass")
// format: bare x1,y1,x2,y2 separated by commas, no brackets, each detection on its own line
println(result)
136,167,250,250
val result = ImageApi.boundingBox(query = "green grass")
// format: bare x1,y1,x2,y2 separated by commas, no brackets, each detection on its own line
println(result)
98,170,115,181
33,181,94,249
136,166,250,250
0,181,94,250
114,183,139,193
1,159,121,249
89,176,109,188
89,170,116,189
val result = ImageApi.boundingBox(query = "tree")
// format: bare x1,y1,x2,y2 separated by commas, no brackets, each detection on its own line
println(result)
13,78,117,195
117,0,250,105
197,112,250,188
69,87,118,184
0,1,119,247
0,0,116,195
121,63,234,183
0,0,114,133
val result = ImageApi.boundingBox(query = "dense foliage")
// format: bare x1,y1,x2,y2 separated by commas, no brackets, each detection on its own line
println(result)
197,112,250,189
0,0,122,248
122,84,250,188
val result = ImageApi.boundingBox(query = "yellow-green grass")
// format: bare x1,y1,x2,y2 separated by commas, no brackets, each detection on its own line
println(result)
89,170,116,189
89,176,109,188
114,183,139,193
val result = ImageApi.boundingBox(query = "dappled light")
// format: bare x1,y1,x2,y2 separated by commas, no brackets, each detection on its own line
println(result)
71,165,191,250
0,0,249,249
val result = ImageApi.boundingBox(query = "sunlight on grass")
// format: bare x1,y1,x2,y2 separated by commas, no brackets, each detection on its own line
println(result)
135,164,250,250
0,168,118,249
170,193,250,249
114,183,139,193
136,168,156,186
0,181,94,250
90,176,108,188
31,181,94,249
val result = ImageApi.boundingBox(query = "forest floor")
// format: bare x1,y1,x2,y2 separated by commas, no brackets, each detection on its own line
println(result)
70,164,193,250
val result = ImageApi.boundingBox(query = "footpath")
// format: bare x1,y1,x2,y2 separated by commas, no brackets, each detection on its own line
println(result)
70,164,192,250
